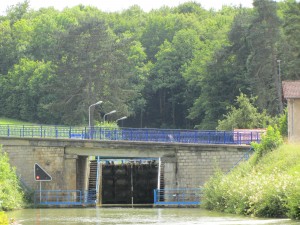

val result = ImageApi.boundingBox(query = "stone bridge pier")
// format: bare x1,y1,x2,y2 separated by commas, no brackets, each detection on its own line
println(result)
0,137,250,193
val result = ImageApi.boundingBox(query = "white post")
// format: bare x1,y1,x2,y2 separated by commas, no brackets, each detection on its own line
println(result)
88,101,103,138
39,181,42,203
131,164,133,208
157,158,161,190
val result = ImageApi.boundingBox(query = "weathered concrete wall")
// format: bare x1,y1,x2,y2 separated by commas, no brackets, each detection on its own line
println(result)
3,145,68,190
287,99,300,143
161,157,176,190
0,137,249,192
76,156,89,192
176,145,247,188
0,138,77,191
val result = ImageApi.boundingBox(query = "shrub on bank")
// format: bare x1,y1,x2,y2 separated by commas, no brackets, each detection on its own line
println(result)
286,177,300,220
0,212,9,225
202,128,300,220
0,148,24,211
251,126,283,163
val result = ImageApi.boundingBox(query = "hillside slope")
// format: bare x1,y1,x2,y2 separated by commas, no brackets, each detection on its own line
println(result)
202,144,300,220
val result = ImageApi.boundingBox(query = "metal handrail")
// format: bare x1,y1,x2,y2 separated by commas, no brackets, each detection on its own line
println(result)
34,189,97,206
0,125,263,145
154,188,203,205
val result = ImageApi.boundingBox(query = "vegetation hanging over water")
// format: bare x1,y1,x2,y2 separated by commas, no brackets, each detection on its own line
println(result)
0,147,24,211
202,127,300,219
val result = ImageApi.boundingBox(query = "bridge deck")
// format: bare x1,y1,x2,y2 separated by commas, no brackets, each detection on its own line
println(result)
0,125,263,145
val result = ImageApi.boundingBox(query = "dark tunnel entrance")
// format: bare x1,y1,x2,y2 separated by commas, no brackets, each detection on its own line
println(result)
98,159,159,205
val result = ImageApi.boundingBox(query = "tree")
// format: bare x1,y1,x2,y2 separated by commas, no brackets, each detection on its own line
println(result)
0,20,17,75
281,0,300,80
125,40,150,128
247,0,282,115
5,1,29,25
28,8,61,61
0,58,56,123
140,13,180,63
217,93,273,130
144,29,201,128
186,7,246,129
49,15,134,125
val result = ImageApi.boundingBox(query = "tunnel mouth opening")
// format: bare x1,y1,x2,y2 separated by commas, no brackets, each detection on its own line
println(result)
97,157,160,205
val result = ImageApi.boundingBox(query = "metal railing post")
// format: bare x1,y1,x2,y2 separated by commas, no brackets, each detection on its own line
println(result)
154,189,157,204
55,126,58,138
69,127,72,139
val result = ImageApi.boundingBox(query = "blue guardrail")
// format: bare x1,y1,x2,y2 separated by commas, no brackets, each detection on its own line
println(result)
34,190,97,206
154,188,202,206
0,125,263,145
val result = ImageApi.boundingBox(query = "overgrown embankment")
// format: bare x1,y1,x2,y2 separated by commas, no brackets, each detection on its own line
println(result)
202,127,300,220
0,146,24,224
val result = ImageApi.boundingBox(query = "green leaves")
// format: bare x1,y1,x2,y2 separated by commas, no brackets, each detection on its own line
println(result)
0,1,298,128
251,125,283,161
0,149,24,211
217,93,273,130
0,58,55,123
203,144,299,219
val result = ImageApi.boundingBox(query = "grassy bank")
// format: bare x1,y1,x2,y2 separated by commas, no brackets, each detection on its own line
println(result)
0,117,35,125
0,146,25,224
0,147,24,211
202,143,300,219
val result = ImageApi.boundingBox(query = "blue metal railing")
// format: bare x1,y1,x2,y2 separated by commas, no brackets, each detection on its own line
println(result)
228,147,255,173
154,188,202,206
0,125,263,145
34,189,97,206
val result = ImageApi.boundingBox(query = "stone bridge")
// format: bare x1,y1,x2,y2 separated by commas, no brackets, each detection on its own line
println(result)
0,136,250,196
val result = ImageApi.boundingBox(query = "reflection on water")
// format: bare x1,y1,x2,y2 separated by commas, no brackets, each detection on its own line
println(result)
7,207,299,225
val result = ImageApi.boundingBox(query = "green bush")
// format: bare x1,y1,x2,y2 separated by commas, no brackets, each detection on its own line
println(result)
0,148,24,211
251,125,283,162
201,170,226,211
217,93,274,130
278,109,288,137
0,212,9,225
202,144,300,219
286,177,300,220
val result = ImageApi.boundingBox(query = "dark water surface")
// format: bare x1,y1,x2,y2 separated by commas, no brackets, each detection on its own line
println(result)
7,207,300,225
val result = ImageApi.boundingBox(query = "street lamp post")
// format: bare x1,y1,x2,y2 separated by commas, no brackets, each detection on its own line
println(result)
116,116,127,122
277,60,283,114
103,110,116,123
88,101,103,138
116,116,127,127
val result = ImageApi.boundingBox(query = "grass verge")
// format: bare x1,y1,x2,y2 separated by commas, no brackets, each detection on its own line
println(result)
202,144,300,219
0,117,35,125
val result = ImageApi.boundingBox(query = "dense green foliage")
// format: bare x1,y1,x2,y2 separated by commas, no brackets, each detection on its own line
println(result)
0,1,299,129
0,212,9,225
202,130,300,219
0,148,24,211
252,126,283,161
217,93,274,130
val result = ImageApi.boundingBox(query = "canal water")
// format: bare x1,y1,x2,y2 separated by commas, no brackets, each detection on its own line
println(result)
7,207,299,225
